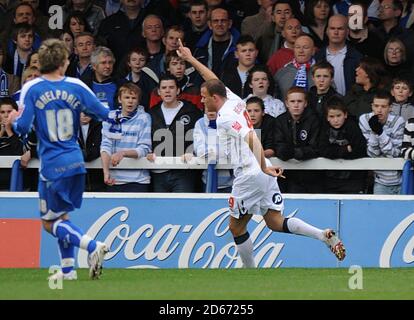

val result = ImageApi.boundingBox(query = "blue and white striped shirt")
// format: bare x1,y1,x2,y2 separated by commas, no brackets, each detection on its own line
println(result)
101,106,152,184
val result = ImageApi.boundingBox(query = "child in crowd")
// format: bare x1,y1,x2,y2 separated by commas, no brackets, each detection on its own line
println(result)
244,65,285,118
246,96,276,158
318,96,367,193
191,108,233,193
273,86,322,193
308,61,339,121
390,77,414,121
101,82,152,192
149,51,202,110
124,47,158,110
359,90,405,195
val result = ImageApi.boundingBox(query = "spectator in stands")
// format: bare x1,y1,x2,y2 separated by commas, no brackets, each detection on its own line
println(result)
359,90,405,194
183,0,209,51
318,96,367,194
345,57,387,118
150,51,202,110
97,0,147,66
1,2,42,51
11,65,40,101
58,30,75,57
274,35,316,100
244,65,285,119
400,0,414,28
221,35,258,99
147,25,185,78
81,46,121,110
0,97,24,190
0,45,20,98
304,0,332,49
241,0,274,42
63,11,92,37
390,77,414,121
374,0,414,57
315,15,362,96
62,0,106,35
347,1,386,61
3,23,35,78
246,96,276,158
141,14,164,62
256,0,293,64
79,112,104,191
26,50,39,69
401,109,414,161
267,17,302,77
383,37,413,80
147,74,203,192
273,86,322,193
193,7,239,79
189,107,233,193
122,47,158,111
66,32,95,78
19,0,50,38
101,82,152,192
308,61,339,121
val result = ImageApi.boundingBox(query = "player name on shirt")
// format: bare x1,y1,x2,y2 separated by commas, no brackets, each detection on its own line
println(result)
35,89,82,110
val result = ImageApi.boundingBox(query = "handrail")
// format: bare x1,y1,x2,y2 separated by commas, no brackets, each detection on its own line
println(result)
1,155,411,193
0,155,407,170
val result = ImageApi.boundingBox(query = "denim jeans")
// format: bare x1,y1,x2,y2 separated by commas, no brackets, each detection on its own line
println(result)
373,182,401,195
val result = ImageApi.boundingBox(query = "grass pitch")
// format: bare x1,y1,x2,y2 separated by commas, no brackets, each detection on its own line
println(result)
0,268,413,300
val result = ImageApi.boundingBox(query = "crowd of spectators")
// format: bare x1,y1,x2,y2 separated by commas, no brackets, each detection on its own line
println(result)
1,0,414,195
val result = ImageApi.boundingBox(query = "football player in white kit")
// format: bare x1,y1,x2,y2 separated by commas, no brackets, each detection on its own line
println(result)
177,40,346,266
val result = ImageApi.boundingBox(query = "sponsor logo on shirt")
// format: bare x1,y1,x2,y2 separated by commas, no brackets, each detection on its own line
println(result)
231,121,242,132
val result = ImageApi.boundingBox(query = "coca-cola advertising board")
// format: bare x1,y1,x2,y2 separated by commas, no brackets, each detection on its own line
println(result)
0,194,413,268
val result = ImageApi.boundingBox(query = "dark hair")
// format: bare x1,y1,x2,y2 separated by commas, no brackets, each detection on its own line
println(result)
304,0,333,27
246,96,265,112
189,0,208,11
236,35,256,47
373,89,393,104
246,65,275,96
358,57,387,88
272,0,292,13
158,73,180,89
392,77,413,92
0,97,19,111
13,3,34,19
63,11,91,34
201,79,227,98
11,22,34,41
379,0,403,13
311,60,334,77
325,95,347,114
165,50,185,69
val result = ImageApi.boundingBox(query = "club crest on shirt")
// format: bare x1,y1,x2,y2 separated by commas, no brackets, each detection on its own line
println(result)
233,102,244,114
300,130,308,141
231,121,242,132
179,115,190,125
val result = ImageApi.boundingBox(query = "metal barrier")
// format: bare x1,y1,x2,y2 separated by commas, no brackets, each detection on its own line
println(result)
1,156,412,194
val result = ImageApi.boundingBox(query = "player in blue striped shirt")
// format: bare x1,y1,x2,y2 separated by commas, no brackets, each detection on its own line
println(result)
8,39,113,280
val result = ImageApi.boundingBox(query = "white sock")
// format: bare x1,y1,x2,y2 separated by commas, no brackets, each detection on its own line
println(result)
234,232,256,268
285,217,325,241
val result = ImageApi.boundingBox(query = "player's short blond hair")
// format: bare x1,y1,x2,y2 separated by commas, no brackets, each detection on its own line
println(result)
38,39,69,74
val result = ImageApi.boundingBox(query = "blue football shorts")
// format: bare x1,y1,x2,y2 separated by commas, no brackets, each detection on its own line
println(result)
38,174,85,221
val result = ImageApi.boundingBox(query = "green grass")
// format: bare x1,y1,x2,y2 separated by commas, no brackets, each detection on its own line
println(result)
0,268,413,300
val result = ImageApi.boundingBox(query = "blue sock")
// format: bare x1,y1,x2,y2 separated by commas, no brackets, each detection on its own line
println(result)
58,239,75,274
53,220,97,253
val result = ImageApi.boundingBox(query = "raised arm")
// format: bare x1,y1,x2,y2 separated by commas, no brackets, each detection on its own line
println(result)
176,38,218,82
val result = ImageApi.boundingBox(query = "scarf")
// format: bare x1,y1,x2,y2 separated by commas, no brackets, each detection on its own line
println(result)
0,69,9,98
292,58,315,90
105,109,138,140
